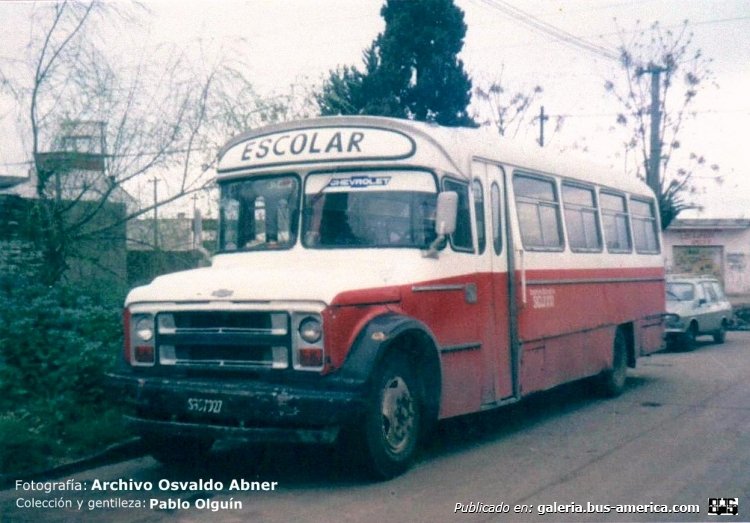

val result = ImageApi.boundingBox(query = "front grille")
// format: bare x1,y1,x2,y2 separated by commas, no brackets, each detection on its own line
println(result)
172,311,277,331
156,311,289,369
173,344,273,365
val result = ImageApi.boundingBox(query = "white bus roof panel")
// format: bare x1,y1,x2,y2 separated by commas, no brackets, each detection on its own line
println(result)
217,116,655,198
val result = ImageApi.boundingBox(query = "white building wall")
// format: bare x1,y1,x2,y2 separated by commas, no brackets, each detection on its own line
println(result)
663,223,750,296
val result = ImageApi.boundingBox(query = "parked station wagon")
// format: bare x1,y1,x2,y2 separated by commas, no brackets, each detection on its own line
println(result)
664,275,733,350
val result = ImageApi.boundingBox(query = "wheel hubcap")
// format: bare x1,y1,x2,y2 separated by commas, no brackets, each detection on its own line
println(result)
381,376,415,454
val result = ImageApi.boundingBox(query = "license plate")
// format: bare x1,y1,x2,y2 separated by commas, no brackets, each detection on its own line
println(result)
186,397,223,414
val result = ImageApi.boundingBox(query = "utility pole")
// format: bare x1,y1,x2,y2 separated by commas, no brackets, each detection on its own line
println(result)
191,193,201,249
151,177,159,250
639,63,668,197
192,193,199,215
537,106,549,147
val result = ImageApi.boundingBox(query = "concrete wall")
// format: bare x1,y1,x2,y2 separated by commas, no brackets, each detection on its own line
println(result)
0,194,128,304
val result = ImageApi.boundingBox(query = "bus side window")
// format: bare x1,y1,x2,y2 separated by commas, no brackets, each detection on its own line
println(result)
473,179,486,254
491,182,502,255
443,178,473,252
630,197,660,254
600,191,632,253
562,182,602,252
513,173,564,250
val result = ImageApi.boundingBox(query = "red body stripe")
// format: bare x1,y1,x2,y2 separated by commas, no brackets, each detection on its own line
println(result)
326,265,664,419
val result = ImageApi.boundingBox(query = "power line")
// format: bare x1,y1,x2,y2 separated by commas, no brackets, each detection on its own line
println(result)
468,15,750,51
467,1,750,63
471,0,620,61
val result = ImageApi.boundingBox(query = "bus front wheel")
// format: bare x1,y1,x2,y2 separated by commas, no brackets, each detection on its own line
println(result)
360,353,421,479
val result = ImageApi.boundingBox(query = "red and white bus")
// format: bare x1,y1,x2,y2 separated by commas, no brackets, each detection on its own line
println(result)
112,116,665,478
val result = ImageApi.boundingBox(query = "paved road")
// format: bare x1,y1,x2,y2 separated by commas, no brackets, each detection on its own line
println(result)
3,332,749,522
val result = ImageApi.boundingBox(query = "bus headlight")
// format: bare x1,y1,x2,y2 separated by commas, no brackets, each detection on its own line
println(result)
128,313,155,366
135,317,154,342
293,313,325,371
299,317,322,344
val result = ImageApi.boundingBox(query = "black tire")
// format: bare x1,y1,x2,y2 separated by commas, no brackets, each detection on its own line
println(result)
142,434,213,468
681,323,698,351
713,322,727,344
360,353,421,479
598,328,628,397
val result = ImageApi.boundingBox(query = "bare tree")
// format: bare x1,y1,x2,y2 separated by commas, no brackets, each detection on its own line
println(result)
605,20,720,229
1,1,303,287
472,68,544,140
212,69,317,134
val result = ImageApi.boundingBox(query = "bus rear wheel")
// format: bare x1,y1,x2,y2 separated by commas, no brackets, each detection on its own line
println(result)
360,353,421,479
598,329,628,397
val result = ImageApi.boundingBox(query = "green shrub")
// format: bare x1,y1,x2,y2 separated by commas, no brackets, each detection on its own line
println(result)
0,248,129,475
63,407,128,455
0,412,56,473
0,286,121,411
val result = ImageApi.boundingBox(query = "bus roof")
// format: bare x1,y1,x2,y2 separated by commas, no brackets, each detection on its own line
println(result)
217,115,655,199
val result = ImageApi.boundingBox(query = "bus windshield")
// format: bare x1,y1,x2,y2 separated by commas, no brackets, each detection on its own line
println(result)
219,175,300,252
218,170,440,252
302,171,438,249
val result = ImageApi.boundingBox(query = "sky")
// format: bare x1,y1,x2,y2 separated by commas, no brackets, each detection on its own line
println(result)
1,0,748,218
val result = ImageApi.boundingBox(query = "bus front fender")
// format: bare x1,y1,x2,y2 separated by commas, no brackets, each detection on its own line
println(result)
335,313,442,422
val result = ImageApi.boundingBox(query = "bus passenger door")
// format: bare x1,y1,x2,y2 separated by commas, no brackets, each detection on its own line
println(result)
474,161,514,403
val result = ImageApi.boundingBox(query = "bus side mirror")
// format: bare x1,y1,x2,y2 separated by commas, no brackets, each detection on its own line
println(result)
423,191,458,259
435,191,458,236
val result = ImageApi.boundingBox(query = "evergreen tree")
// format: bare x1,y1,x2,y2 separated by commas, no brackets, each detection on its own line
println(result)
317,0,475,127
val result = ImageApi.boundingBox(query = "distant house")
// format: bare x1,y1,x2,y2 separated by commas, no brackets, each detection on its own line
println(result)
663,218,750,297
0,120,134,302
1,120,138,211
0,165,137,211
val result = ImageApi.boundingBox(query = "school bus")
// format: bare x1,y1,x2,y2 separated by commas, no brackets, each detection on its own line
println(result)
111,116,665,478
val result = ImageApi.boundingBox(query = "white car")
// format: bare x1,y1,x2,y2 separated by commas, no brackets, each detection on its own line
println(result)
664,275,733,351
